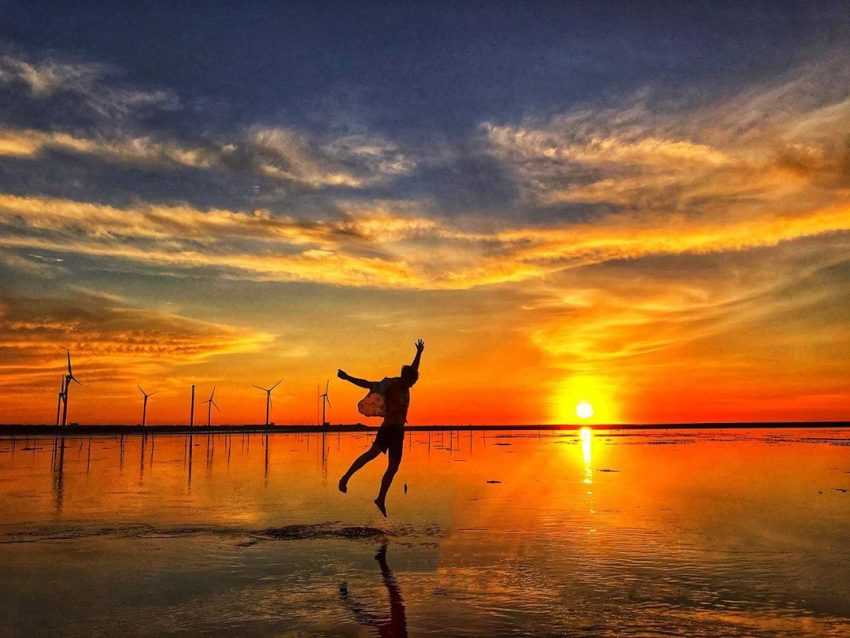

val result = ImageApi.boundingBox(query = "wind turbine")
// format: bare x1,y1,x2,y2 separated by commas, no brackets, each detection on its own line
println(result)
320,380,331,427
61,350,81,426
202,386,220,427
253,379,282,428
55,375,65,426
138,386,156,427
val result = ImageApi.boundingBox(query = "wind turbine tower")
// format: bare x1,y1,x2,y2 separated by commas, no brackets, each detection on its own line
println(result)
202,386,220,427
61,350,81,426
55,375,65,426
253,379,282,428
320,380,331,428
138,386,156,427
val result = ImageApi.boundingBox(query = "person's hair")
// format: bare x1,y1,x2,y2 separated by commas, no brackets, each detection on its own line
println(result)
400,365,419,386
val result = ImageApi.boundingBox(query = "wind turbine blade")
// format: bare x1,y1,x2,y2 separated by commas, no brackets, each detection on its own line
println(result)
139,385,145,395
325,380,329,393
270,379,283,391
149,392,158,397
67,350,72,375
252,385,265,392
70,376,81,385
326,397,331,407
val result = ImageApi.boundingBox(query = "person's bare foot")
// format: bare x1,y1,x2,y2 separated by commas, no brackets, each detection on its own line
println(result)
374,497,387,517
338,477,348,493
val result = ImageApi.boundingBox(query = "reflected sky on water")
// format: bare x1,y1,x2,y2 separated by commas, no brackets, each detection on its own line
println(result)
1,429,849,636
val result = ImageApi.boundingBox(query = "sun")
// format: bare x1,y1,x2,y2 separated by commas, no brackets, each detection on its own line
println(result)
576,401,594,420
552,375,618,424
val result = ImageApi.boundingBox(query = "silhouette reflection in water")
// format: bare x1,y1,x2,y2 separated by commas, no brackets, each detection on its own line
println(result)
339,543,408,638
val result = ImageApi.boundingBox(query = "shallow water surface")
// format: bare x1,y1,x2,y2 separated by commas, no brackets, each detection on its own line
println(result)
1,429,849,636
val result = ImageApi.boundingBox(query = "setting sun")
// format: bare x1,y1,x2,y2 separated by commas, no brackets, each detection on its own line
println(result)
576,401,594,419
553,376,619,424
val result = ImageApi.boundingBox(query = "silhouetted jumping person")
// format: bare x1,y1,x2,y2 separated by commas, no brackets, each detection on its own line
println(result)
337,339,424,517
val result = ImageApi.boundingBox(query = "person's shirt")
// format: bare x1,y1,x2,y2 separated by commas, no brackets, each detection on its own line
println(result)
373,376,411,425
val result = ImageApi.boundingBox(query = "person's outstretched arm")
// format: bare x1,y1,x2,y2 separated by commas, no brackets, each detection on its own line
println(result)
337,369,376,390
409,339,424,372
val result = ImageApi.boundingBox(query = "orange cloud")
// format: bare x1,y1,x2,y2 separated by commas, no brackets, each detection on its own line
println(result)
1,193,849,291
0,289,274,422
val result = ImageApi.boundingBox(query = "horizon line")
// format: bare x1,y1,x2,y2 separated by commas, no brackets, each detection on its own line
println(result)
0,420,848,436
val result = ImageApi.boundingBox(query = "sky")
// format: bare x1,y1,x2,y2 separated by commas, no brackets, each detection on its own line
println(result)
1,1,849,425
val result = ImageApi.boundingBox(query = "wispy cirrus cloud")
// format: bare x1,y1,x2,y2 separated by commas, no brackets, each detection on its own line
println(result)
0,53,179,118
0,54,105,97
482,56,850,217
0,125,416,190
0,127,212,167
249,127,416,188
527,236,850,363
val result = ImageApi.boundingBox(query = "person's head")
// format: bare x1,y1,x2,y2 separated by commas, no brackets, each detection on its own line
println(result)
400,365,419,387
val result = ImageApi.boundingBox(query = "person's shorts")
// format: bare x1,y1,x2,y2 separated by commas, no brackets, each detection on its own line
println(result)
374,423,404,455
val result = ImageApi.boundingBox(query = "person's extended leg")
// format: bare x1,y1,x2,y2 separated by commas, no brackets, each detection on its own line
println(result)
339,444,381,493
374,438,403,517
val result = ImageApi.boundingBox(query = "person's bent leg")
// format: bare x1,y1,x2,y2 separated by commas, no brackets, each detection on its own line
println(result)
339,444,381,493
374,440,403,516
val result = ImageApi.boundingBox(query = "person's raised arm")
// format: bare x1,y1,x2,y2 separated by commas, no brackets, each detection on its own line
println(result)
409,339,424,372
337,369,376,390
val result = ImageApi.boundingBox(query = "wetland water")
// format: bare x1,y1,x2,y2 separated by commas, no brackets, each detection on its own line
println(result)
0,428,849,636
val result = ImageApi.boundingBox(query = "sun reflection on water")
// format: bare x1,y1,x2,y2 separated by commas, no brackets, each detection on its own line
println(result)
580,426,592,485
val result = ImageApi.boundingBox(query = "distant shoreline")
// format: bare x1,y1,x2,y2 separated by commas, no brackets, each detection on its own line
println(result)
0,421,848,436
